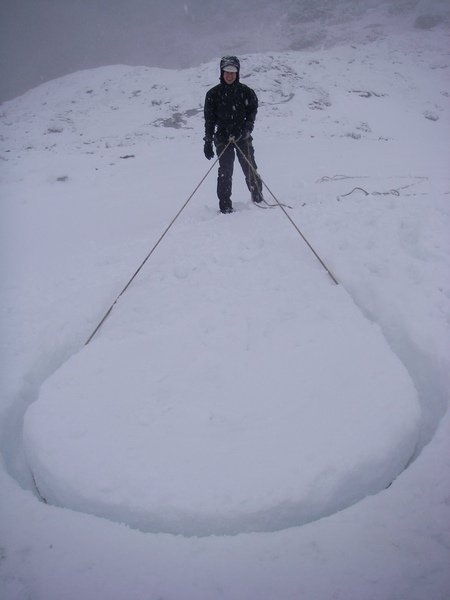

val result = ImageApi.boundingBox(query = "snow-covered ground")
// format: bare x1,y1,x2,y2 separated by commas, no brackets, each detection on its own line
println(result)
1,24,449,600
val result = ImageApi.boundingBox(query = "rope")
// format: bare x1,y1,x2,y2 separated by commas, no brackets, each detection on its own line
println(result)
242,138,292,210
232,139,339,286
86,136,338,345
85,140,233,345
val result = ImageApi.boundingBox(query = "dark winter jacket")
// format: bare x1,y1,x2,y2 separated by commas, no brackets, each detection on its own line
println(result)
204,75,259,142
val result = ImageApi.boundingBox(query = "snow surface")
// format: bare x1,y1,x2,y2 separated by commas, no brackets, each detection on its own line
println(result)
1,24,450,600
23,210,420,536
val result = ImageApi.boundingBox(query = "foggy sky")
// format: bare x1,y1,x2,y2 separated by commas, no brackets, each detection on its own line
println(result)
1,0,448,103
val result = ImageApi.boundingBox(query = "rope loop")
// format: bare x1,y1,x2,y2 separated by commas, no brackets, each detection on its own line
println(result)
85,137,338,345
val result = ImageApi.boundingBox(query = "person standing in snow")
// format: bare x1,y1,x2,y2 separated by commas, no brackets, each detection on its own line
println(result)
203,56,264,214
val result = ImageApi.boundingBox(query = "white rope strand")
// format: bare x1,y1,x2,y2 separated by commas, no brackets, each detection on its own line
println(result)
85,141,233,345
232,140,339,285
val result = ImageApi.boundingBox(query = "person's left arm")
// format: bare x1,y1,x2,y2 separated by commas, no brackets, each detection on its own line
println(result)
243,88,258,137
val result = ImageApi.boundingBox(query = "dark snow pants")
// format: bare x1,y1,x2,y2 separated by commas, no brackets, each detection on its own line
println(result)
214,136,263,212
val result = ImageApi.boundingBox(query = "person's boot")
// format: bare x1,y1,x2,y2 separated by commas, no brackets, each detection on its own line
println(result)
220,200,234,213
252,191,263,204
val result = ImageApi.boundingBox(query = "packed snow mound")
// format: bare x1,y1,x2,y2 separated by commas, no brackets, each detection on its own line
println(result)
23,208,420,536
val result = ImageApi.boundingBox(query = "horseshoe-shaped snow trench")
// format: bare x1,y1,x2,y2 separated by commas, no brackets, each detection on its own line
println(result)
8,219,443,538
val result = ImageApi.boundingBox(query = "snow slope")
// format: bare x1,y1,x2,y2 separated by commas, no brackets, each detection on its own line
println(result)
1,26,450,600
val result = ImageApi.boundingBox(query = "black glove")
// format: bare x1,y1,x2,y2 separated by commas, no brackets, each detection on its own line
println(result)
204,140,214,160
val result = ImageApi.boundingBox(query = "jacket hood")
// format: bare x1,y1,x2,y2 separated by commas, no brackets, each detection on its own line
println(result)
220,55,240,83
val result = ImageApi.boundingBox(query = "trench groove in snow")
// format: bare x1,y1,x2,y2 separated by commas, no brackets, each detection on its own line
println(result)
1,272,443,537
2,43,448,537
